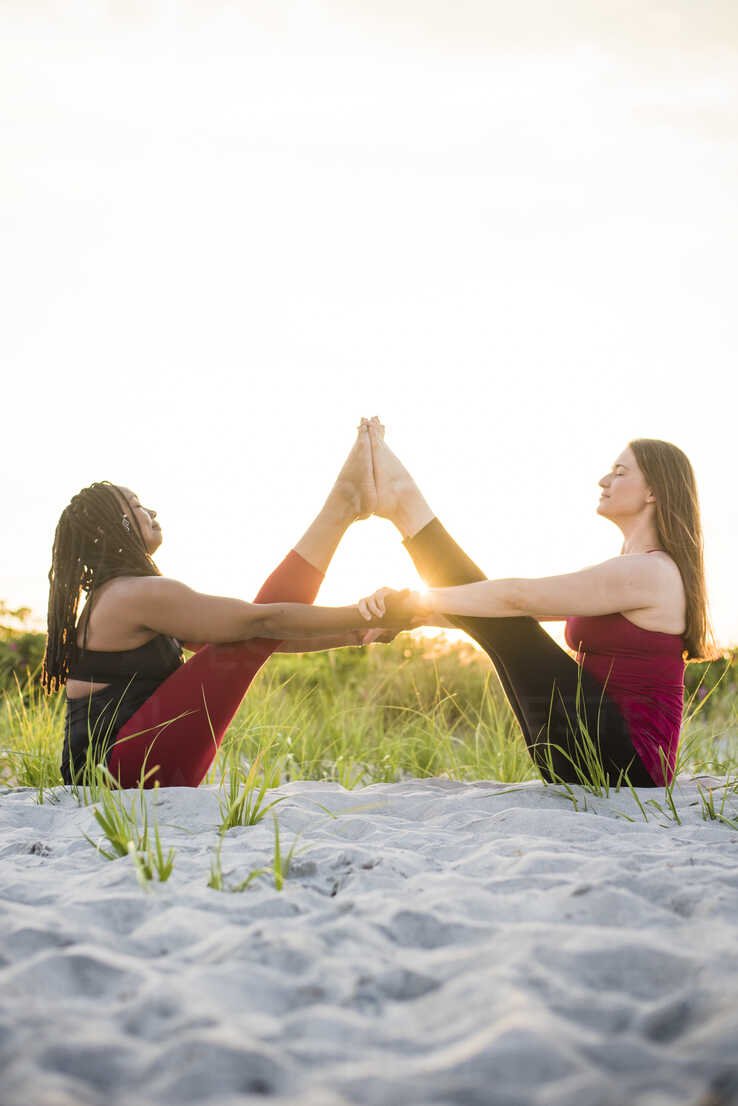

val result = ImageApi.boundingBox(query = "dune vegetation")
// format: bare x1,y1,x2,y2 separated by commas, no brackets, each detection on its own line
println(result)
2,629,736,799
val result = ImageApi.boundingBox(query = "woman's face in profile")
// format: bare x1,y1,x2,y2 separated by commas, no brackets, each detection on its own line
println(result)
596,447,653,521
116,486,163,555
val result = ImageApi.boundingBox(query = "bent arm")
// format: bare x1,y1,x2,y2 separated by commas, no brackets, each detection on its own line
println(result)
419,555,666,621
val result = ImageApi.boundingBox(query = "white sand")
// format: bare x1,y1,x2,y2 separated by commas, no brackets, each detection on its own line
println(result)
2,775,738,1106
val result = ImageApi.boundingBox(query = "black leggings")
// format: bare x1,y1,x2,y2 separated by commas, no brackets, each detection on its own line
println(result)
404,519,655,787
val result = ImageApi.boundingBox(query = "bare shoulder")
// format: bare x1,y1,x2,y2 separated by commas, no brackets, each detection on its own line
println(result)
110,576,263,644
119,575,192,600
648,550,686,603
631,550,683,586
590,552,669,586
601,549,680,576
113,576,198,623
76,576,190,650
623,551,685,633
88,576,193,626
94,574,190,607
645,549,681,570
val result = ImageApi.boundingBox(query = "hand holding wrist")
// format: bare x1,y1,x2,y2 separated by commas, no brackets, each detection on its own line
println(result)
357,586,428,627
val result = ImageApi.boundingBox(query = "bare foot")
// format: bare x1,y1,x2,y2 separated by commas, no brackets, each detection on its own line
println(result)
324,421,377,521
367,417,435,537
367,417,422,521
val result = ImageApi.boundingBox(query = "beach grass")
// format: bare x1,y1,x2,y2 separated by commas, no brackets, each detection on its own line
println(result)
2,632,738,897
0,669,66,798
216,741,291,829
77,766,176,888
1,631,737,800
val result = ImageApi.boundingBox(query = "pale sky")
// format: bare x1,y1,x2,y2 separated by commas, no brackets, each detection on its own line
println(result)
2,2,737,650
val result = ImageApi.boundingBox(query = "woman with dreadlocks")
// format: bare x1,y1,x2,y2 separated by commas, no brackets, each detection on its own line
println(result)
43,421,402,789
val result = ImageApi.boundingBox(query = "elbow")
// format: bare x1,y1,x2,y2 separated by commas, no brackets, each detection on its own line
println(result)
252,614,279,638
240,605,278,638
244,601,293,640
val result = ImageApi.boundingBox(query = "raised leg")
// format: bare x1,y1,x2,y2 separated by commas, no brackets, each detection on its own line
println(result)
106,424,376,788
294,419,376,573
369,419,653,786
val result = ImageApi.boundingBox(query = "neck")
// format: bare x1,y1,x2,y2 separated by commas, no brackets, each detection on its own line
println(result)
616,514,661,555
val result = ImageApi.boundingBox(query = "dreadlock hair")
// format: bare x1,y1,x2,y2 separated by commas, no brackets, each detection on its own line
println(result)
628,439,717,662
42,481,161,693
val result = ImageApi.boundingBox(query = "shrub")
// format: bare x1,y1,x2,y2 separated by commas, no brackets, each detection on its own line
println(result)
684,648,738,710
0,601,46,693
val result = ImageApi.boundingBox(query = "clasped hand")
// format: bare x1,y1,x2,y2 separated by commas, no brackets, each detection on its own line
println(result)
357,587,429,627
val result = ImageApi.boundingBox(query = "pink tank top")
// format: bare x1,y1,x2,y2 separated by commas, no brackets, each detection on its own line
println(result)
564,553,685,786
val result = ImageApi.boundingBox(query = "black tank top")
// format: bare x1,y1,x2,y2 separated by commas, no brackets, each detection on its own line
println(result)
67,633,184,681
62,632,184,785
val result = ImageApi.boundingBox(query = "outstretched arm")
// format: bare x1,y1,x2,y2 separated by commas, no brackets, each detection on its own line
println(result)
358,555,669,624
122,576,413,643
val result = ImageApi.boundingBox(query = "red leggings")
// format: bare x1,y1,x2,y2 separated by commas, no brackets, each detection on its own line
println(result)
107,551,323,788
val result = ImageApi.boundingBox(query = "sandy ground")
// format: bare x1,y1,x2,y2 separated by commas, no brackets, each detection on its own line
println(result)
2,775,738,1106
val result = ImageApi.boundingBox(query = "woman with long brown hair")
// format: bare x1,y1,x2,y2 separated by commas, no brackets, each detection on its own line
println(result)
43,422,401,789
359,419,715,787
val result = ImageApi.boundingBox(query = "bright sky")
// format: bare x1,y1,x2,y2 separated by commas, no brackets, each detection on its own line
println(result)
2,2,737,650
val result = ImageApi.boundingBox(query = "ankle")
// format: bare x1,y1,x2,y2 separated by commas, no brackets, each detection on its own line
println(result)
393,500,435,541
319,491,358,530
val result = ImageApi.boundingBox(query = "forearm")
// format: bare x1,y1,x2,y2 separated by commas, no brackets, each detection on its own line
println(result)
254,602,402,639
277,632,366,653
424,579,524,619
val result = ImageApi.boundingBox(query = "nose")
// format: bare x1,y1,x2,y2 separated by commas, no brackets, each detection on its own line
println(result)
598,475,610,490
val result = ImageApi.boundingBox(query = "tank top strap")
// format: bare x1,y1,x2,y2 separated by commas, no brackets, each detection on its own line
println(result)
78,600,92,652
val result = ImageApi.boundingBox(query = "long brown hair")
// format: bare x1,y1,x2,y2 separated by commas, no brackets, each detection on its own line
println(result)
628,438,715,661
42,481,161,693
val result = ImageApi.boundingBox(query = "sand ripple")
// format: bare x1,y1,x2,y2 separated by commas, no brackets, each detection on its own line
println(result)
2,775,738,1105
